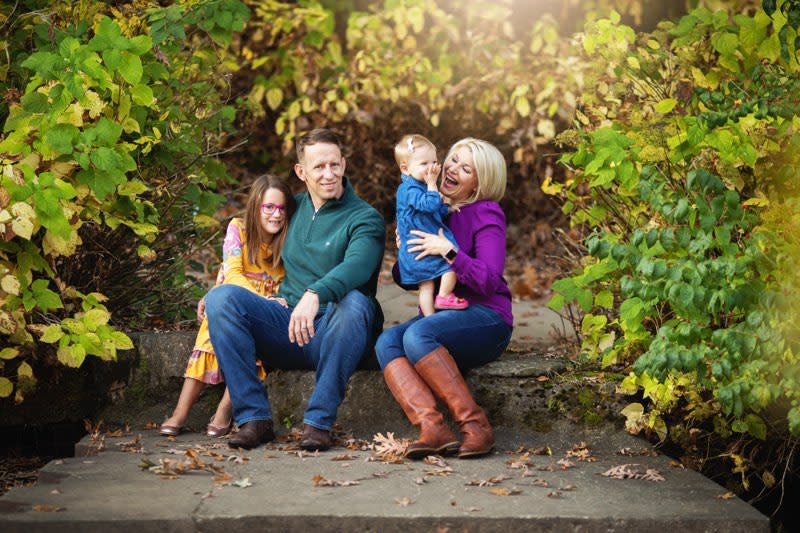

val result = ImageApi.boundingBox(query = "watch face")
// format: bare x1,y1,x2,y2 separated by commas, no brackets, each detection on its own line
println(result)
446,249,457,260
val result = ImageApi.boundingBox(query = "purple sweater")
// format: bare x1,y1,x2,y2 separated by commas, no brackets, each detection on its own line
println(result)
395,199,513,326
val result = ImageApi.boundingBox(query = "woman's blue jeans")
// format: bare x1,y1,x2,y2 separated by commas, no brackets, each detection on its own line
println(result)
205,284,378,431
375,304,512,370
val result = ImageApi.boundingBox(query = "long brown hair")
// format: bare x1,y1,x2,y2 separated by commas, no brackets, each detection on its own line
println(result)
244,174,296,268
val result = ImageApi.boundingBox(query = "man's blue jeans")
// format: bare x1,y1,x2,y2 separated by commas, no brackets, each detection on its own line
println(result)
205,285,378,431
375,304,512,370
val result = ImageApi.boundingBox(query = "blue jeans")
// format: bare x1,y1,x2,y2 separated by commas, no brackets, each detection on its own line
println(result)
375,304,513,370
205,285,378,430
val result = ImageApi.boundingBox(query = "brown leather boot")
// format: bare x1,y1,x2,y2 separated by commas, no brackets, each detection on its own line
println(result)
383,358,459,460
415,346,494,458
228,419,275,449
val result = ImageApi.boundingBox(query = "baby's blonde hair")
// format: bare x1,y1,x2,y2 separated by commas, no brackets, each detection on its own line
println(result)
394,134,436,168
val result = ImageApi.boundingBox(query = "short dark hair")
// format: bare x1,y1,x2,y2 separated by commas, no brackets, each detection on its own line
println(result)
296,128,343,164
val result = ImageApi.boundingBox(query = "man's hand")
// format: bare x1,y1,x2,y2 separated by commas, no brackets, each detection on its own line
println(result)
288,290,319,346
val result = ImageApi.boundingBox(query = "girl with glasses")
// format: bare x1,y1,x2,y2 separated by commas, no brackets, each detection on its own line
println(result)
160,174,296,438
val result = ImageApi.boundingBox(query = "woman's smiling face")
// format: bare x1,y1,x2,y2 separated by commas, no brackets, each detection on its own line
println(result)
441,146,477,203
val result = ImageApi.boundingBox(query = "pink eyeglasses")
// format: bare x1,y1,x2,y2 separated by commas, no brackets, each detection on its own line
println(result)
260,203,286,215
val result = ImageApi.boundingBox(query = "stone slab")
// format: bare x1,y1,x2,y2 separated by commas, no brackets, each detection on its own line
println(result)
0,424,768,533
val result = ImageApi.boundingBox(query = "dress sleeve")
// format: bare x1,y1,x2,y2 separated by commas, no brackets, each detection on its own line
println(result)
405,185,447,216
451,205,507,297
218,219,260,293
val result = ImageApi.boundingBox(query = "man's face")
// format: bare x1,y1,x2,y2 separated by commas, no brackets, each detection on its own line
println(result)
295,142,345,209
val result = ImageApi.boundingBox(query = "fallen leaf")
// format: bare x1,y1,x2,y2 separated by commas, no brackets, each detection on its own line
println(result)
332,453,355,461
423,455,449,467
143,421,159,430
716,491,737,500
394,497,413,507
547,491,563,498
461,506,481,513
371,432,410,462
489,487,521,496
414,477,426,485
566,442,597,462
531,479,550,487
557,458,575,470
213,472,234,484
32,504,65,512
559,484,577,491
601,464,665,481
424,466,454,477
312,474,360,487
232,478,253,488
50,489,61,495
466,474,511,487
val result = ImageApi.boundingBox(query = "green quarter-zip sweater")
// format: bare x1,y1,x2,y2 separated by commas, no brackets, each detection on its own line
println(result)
278,177,386,313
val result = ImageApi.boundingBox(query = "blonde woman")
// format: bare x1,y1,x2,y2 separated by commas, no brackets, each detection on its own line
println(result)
377,138,513,459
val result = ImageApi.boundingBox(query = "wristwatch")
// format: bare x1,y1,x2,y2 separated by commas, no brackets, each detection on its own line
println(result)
445,248,458,261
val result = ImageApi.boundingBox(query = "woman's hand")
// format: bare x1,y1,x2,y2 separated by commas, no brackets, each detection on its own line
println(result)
395,227,401,250
197,297,206,322
407,228,454,260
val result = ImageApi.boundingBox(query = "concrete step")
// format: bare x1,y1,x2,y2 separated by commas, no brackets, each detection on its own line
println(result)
0,425,768,532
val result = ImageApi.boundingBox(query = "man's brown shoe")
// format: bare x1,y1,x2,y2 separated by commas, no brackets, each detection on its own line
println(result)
228,419,275,449
299,424,332,451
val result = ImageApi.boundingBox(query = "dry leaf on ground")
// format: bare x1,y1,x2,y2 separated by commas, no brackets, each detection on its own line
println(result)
423,455,449,467
312,474,360,487
371,432,409,462
466,474,511,487
395,497,413,507
489,487,522,496
32,504,65,512
566,442,597,462
601,464,665,481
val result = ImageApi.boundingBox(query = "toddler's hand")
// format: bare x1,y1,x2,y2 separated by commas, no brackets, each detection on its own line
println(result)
423,162,441,188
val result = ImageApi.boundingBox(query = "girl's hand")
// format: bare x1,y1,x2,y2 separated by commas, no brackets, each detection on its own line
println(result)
267,295,288,308
197,297,206,322
407,228,454,259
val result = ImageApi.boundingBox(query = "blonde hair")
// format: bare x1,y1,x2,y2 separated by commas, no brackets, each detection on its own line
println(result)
394,134,436,168
444,138,507,204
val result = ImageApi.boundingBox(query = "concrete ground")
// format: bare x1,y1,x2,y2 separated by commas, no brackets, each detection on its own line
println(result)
0,283,770,532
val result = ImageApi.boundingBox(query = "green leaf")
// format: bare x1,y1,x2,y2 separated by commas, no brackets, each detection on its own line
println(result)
93,117,123,146
40,324,64,343
130,84,154,106
118,52,143,85
21,91,49,113
128,35,153,56
43,124,79,155
91,147,121,172
83,308,111,329
111,331,134,350
655,98,677,114
711,32,740,56
102,48,122,71
596,290,614,309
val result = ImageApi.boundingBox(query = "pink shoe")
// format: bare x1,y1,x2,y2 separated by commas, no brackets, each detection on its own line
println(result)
434,294,469,310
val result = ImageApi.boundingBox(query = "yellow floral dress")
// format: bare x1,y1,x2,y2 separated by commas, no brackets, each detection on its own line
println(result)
184,217,283,384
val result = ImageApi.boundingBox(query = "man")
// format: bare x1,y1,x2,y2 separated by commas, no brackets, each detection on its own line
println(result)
205,128,385,450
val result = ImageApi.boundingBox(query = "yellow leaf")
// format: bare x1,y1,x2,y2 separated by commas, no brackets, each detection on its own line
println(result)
1,274,20,295
17,361,33,378
0,347,19,359
742,197,769,208
515,97,531,118
0,377,12,398
430,113,439,127
266,88,283,110
575,109,590,125
40,324,63,343
537,119,555,140
0,309,18,334
11,216,34,240
646,39,660,49
626,56,640,70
